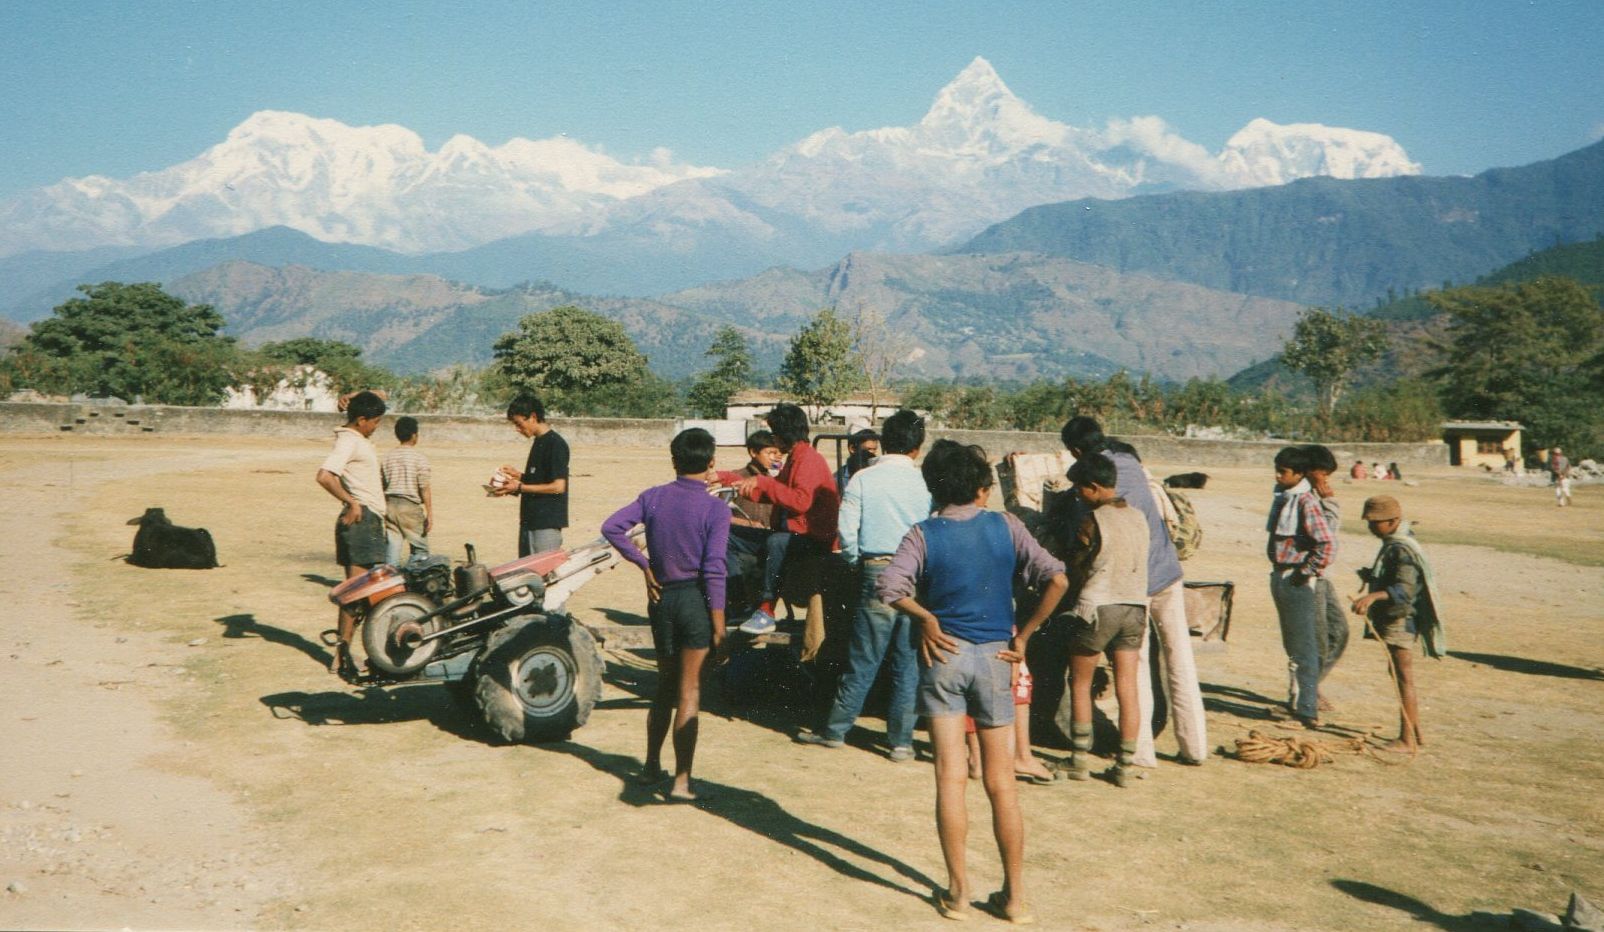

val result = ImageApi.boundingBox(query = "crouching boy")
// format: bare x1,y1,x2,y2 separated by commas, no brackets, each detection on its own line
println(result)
1050,452,1150,786
878,440,1068,923
602,428,730,801
1350,495,1445,752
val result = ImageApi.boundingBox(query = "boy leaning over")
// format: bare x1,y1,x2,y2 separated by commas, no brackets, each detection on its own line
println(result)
879,440,1067,924
1350,495,1445,752
1266,446,1337,727
315,390,388,678
602,428,730,802
1048,452,1149,787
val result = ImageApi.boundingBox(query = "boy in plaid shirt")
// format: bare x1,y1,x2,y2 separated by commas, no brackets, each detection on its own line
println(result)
1266,446,1336,727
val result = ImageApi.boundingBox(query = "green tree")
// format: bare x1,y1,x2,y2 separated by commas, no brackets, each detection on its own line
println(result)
249,337,392,395
778,307,864,412
2,281,240,405
1429,277,1604,452
492,305,648,410
1279,307,1390,418
686,325,754,418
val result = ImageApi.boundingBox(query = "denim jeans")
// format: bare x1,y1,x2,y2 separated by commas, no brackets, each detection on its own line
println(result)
520,527,563,558
820,562,919,748
1270,571,1323,719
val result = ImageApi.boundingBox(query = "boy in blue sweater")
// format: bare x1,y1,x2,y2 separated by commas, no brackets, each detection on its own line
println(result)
879,440,1068,924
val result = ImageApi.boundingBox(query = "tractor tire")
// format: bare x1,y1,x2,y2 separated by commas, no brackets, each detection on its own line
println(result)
362,593,443,676
473,614,601,743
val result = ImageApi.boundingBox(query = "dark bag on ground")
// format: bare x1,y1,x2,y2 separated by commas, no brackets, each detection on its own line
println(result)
128,508,219,569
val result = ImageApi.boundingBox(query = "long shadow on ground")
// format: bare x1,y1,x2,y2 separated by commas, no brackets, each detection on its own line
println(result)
1331,879,1522,931
1448,650,1604,682
255,678,936,904
540,738,939,903
259,681,484,740
216,613,331,669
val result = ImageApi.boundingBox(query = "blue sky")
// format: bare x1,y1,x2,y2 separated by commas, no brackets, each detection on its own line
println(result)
2,0,1602,201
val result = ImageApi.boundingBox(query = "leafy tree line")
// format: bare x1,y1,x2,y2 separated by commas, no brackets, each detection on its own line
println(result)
7,279,1598,455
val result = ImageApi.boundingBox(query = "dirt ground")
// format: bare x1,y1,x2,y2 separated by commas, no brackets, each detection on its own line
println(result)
0,431,1600,931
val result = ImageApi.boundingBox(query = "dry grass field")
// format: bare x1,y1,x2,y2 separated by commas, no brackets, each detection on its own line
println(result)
1,431,1600,930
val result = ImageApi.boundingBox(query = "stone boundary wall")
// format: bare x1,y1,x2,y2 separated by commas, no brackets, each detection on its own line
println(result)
0,402,1448,467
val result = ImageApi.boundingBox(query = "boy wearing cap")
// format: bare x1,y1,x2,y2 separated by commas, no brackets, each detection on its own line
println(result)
1350,494,1445,752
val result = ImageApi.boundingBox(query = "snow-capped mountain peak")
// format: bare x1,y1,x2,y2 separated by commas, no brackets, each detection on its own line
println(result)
0,63,1422,262
1218,118,1422,186
918,57,1066,153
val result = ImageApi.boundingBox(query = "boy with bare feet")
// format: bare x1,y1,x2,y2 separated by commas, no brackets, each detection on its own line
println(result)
1351,495,1445,752
315,390,387,678
879,440,1067,924
1051,453,1149,786
603,428,730,801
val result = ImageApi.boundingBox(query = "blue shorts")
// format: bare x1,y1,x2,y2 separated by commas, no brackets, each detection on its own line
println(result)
917,637,1015,728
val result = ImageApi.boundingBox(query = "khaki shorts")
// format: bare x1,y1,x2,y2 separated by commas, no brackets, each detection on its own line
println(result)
1064,604,1147,654
1368,611,1417,648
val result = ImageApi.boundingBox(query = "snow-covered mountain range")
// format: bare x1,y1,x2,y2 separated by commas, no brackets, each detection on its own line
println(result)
0,57,1419,262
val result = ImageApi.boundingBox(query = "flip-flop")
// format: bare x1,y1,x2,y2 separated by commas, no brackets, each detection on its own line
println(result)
983,891,1036,925
1014,770,1055,786
635,766,670,786
932,888,969,921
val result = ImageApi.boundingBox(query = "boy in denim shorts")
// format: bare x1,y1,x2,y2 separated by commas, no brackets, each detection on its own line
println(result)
879,441,1067,924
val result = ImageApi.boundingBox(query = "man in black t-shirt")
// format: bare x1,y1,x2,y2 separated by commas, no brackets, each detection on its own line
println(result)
495,393,571,556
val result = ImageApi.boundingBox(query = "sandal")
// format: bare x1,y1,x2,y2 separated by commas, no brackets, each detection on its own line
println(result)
983,891,1036,926
932,888,969,921
1014,769,1055,786
635,765,670,786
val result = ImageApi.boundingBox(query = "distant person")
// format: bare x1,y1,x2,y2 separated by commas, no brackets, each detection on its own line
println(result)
1388,462,1403,482
1300,445,1349,711
796,410,929,761
602,428,730,801
1060,416,1209,767
724,404,839,635
495,393,570,556
1266,446,1337,727
834,427,880,490
1550,447,1573,507
1350,460,1368,480
1350,495,1445,751
877,440,1067,924
1055,452,1148,786
382,416,433,565
1503,446,1520,474
1371,462,1388,480
315,390,387,678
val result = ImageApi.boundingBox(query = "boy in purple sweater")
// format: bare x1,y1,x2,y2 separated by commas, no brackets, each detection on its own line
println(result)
602,428,730,802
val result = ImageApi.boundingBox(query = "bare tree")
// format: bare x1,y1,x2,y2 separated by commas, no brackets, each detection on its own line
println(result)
851,304,912,422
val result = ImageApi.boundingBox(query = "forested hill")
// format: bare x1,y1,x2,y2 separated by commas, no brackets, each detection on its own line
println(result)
955,138,1604,310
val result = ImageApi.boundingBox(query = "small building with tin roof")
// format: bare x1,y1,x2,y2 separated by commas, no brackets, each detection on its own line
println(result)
1441,420,1523,468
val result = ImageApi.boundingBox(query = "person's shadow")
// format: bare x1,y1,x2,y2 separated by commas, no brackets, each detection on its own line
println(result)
1448,651,1604,682
1330,879,1521,930
543,739,938,902
216,613,332,669
256,680,938,903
